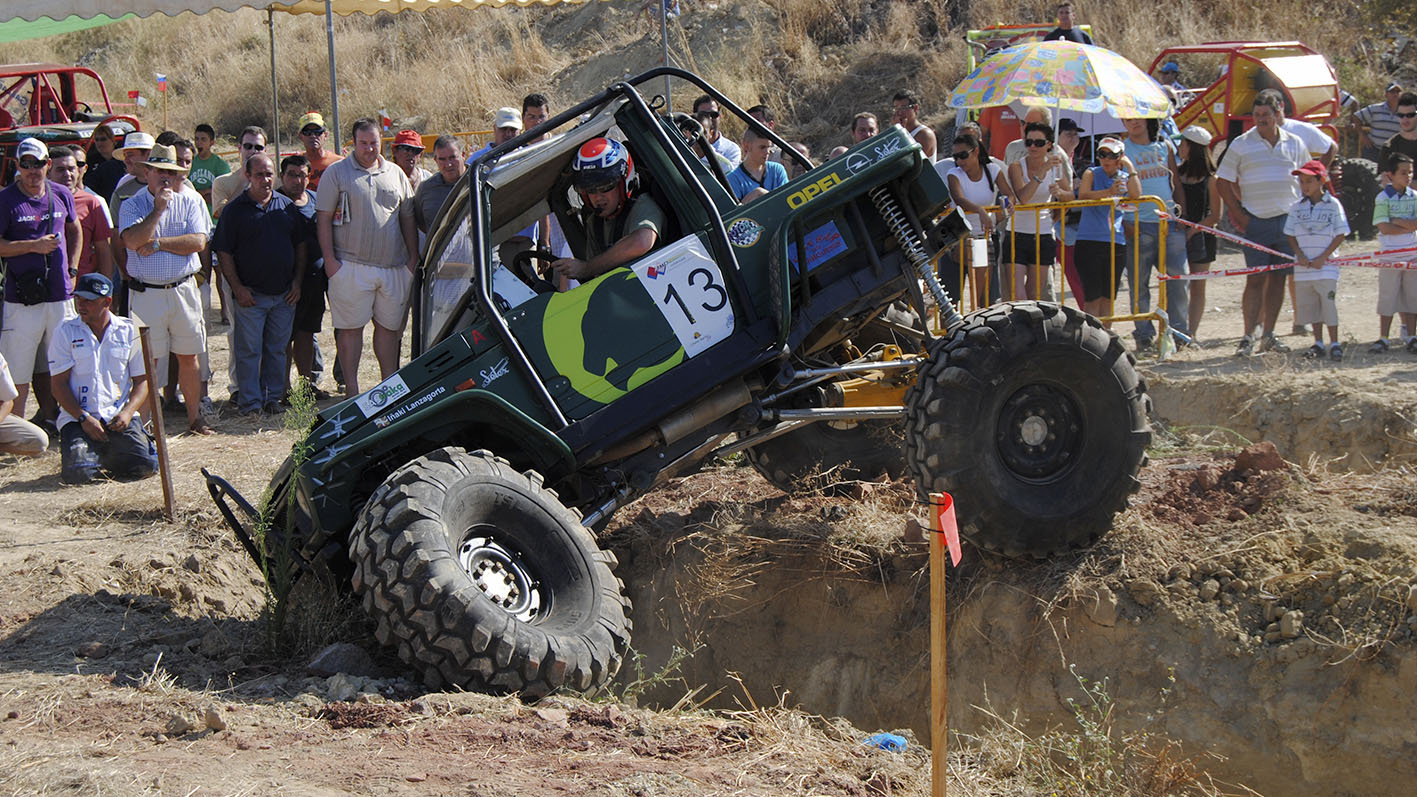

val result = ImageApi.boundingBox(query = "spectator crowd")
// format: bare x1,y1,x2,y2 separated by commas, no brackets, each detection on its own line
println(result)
3,18,1416,486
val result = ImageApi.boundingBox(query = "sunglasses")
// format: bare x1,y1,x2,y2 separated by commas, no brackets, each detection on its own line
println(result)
951,150,975,160
1025,139,1050,147
697,109,720,118
1399,112,1417,119
1098,151,1121,159
18,159,47,169
300,128,325,136
241,142,265,151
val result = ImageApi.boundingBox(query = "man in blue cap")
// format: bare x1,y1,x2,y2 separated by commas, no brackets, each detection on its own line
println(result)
1159,62,1185,92
48,272,158,484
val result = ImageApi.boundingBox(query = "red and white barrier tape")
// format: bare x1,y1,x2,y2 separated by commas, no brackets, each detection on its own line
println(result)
1156,212,1417,280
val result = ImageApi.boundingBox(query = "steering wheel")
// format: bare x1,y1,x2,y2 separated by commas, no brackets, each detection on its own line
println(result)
75,101,93,115
512,249,561,293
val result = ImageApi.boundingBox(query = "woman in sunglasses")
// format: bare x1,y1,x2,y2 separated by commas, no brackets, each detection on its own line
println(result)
82,124,118,194
1073,136,1141,321
939,131,1017,309
1003,122,1070,300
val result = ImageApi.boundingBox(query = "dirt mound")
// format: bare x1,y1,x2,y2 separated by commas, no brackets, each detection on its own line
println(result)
607,446,1417,796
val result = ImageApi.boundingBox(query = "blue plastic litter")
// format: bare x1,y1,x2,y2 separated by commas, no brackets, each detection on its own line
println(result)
863,732,907,752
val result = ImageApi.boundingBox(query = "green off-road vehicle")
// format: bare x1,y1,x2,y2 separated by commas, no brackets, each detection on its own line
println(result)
207,68,1151,697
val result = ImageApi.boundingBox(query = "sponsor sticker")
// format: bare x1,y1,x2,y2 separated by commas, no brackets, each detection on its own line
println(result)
727,218,764,248
354,374,411,418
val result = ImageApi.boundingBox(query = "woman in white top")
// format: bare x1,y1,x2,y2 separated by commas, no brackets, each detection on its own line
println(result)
1003,121,1072,300
938,131,1017,309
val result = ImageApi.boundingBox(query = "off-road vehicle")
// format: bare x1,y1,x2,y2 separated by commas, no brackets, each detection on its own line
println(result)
207,68,1151,698
0,64,139,184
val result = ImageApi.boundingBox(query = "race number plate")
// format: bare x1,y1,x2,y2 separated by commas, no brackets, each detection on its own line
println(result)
631,236,735,357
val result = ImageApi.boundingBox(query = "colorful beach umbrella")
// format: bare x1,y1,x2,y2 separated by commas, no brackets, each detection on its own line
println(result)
947,40,1170,119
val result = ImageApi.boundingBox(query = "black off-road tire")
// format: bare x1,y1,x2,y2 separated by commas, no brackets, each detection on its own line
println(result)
1336,157,1379,240
349,447,631,697
905,302,1151,557
745,420,906,495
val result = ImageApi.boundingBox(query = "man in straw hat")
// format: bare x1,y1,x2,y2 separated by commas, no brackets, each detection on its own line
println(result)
118,142,215,435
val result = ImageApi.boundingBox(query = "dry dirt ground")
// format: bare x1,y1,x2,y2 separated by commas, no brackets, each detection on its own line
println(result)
1,238,1415,795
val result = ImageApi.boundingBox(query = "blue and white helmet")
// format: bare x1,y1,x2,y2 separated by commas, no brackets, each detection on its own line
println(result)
572,137,636,196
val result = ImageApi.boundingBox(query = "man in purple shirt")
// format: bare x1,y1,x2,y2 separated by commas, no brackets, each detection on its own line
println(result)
0,137,80,428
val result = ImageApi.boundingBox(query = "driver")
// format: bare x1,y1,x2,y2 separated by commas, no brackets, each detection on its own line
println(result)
550,138,664,284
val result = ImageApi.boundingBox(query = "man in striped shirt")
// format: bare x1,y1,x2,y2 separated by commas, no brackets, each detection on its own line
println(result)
1216,89,1310,356
1355,83,1404,162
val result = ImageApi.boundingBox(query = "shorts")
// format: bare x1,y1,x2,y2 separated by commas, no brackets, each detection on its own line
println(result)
1073,239,1128,302
1240,212,1293,275
1185,230,1216,264
327,259,412,331
293,266,329,334
128,277,206,389
1294,278,1338,327
0,299,75,383
1377,268,1417,316
1002,233,1055,267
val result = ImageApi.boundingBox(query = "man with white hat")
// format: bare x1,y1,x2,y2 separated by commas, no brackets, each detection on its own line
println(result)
467,107,522,163
119,142,215,435
106,130,155,307
0,137,81,429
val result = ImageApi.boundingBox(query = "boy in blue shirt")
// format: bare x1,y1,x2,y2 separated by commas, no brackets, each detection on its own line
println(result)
1370,153,1417,353
727,128,789,203
1283,160,1350,360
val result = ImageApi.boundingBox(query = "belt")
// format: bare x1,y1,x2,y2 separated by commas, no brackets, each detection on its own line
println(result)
128,273,194,292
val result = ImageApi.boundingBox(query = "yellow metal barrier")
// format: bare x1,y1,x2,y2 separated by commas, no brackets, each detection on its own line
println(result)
931,195,1173,353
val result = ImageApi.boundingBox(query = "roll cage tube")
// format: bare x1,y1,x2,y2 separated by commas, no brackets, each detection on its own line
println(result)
458,70,777,430
610,81,760,328
627,67,814,175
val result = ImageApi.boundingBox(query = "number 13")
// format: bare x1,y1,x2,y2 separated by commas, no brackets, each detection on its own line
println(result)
662,267,727,324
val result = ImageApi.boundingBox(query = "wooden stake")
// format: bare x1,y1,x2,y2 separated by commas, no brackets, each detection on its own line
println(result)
138,327,175,522
930,493,948,797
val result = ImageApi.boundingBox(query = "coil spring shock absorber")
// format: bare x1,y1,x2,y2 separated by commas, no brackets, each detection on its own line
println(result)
869,184,964,333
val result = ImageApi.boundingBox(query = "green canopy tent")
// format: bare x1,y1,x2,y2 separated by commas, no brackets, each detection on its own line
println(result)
2,0,657,152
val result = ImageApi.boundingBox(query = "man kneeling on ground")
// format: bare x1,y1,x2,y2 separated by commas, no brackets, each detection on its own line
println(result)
49,273,158,484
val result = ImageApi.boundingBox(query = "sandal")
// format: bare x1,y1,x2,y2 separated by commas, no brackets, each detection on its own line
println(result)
1330,343,1343,361
1369,339,1390,354
188,418,216,436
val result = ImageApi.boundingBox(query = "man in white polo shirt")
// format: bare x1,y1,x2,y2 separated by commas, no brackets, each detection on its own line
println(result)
316,117,418,398
119,143,214,435
1217,89,1309,357
49,273,157,483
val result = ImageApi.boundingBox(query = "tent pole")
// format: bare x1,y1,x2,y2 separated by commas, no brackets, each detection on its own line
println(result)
660,1,671,107
268,9,279,155
326,0,341,152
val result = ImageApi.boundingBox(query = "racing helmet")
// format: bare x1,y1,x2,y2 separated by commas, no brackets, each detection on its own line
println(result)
572,137,637,198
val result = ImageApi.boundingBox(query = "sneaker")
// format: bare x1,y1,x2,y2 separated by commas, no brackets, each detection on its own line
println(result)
263,401,285,416
1407,337,1417,354
1330,343,1343,361
1134,337,1155,354
198,396,218,419
1370,338,1391,354
1258,333,1289,354
1304,342,1326,358
1235,335,1254,357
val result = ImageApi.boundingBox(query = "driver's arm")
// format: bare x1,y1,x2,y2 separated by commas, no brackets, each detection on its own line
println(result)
553,227,657,283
